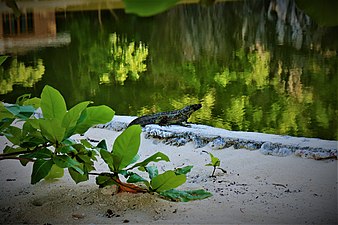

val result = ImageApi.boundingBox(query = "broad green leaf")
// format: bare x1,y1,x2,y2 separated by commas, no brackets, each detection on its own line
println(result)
96,174,117,188
174,165,193,175
69,167,89,184
31,159,54,184
40,85,67,121
111,125,141,171
86,150,97,161
74,105,115,134
159,189,212,202
124,0,179,17
21,122,46,147
39,118,65,143
22,120,36,134
130,152,170,170
21,147,52,159
83,163,95,172
62,101,92,138
126,173,149,187
3,126,22,145
0,118,15,134
44,164,64,180
80,139,93,148
150,171,186,192
100,149,114,171
130,154,140,165
53,155,84,175
96,140,108,150
144,165,158,180
4,104,35,120
77,154,93,164
62,138,77,145
20,135,46,149
26,118,40,130
57,145,77,154
23,97,41,109
0,103,14,120
71,143,87,153
127,173,146,183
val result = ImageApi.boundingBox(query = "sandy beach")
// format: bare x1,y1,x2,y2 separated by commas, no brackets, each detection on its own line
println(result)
0,121,337,224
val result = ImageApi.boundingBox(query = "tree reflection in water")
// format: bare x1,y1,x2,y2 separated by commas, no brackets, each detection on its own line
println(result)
0,0,337,140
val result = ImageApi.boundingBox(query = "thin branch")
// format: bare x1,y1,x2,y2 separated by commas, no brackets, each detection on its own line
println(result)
88,172,114,176
0,156,35,162
0,150,34,157
0,143,52,157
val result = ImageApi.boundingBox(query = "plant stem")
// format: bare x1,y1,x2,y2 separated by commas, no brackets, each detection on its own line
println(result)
0,156,35,162
0,143,52,157
88,172,115,177
0,150,34,157
211,166,217,177
88,172,147,193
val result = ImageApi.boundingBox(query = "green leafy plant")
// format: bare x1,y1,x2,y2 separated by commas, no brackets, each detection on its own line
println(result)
203,151,227,177
0,85,114,184
0,85,211,202
93,125,211,201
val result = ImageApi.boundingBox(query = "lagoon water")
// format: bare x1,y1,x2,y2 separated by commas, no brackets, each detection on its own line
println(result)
0,0,337,140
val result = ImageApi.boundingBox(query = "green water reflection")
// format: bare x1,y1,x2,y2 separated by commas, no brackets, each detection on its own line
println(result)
100,33,148,84
0,58,45,94
0,1,337,140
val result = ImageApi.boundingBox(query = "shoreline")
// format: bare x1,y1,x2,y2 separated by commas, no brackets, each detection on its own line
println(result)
95,115,338,160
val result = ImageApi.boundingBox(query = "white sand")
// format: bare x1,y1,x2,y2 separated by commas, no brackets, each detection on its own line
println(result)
0,127,337,224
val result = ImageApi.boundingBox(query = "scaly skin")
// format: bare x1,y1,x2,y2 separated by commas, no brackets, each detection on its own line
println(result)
127,104,202,127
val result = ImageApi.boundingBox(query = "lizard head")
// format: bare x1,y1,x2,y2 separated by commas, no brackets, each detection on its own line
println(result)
190,104,202,111
183,104,202,117
182,104,202,114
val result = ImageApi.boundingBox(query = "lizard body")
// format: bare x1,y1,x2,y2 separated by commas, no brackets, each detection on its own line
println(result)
127,104,202,127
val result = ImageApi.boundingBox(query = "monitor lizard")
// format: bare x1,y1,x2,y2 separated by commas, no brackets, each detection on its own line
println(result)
127,104,202,127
